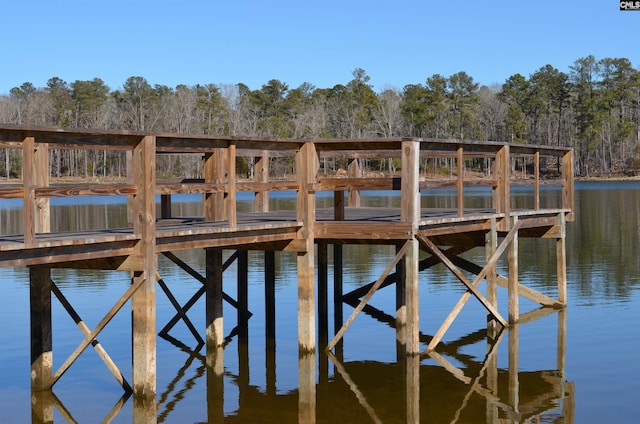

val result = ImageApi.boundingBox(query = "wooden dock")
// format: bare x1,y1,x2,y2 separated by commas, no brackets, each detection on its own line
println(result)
0,124,574,422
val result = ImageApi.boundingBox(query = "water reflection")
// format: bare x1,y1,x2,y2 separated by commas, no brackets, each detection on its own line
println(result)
31,307,571,423
31,389,131,424
10,183,640,422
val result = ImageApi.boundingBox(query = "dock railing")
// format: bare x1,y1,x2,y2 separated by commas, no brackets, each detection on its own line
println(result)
0,125,574,251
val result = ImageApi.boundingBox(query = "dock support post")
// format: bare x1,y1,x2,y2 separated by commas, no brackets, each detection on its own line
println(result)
264,250,277,396
333,190,345,357
296,141,318,423
131,135,157,422
296,141,318,353
557,213,567,304
30,266,52,392
395,243,407,361
265,251,276,342
205,248,225,423
486,218,498,333
205,248,224,348
401,139,420,355
508,217,519,324
318,241,329,347
237,250,249,341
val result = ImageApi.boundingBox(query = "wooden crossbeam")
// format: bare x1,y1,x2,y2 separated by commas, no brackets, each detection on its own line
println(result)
51,276,146,386
342,245,472,302
50,280,132,393
162,251,244,311
159,286,206,337
419,220,522,352
156,272,204,346
450,256,561,307
326,240,411,351
159,251,251,339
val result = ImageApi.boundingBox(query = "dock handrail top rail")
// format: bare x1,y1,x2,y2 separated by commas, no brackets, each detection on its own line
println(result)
1,124,572,157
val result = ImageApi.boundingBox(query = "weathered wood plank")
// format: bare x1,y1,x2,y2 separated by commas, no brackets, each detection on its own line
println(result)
35,184,138,197
0,185,23,198
314,221,412,240
315,177,400,191
0,242,137,268
157,182,224,195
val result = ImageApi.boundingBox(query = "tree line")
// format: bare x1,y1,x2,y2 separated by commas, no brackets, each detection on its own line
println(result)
0,55,638,179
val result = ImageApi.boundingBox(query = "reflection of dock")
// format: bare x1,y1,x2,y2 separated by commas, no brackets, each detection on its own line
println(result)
32,309,574,422
0,125,574,422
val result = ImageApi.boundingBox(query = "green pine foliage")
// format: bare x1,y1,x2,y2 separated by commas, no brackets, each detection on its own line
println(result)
1,57,639,178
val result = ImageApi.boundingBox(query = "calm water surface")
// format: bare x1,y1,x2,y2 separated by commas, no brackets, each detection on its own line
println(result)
1,182,639,423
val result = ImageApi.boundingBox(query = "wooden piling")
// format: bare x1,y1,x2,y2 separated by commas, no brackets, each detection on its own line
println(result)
237,250,249,341
130,135,156,400
508,217,519,324
401,139,420,355
333,190,344,347
264,251,276,342
296,141,318,353
296,141,317,423
30,266,52,391
557,212,567,304
318,241,329,347
395,243,407,360
206,248,224,348
486,218,498,333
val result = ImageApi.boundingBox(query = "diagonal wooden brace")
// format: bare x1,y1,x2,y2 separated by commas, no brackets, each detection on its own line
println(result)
50,280,133,393
156,272,205,346
326,240,411,351
51,276,146,386
418,220,522,351
159,250,252,338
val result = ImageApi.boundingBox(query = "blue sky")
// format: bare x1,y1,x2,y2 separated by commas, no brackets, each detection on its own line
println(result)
1,0,638,95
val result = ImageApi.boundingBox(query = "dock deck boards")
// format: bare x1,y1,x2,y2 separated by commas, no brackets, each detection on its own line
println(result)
0,206,567,267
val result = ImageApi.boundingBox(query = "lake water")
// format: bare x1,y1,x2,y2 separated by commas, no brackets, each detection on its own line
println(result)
0,181,639,423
